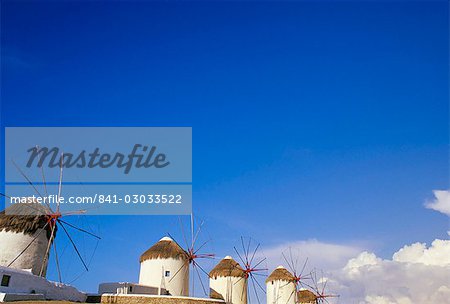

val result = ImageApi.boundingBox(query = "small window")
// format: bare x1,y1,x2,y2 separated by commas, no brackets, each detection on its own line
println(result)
129,286,133,292
165,271,171,277
1,275,11,287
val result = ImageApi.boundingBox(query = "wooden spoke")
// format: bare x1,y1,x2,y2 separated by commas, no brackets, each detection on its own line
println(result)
58,219,101,239
59,221,88,271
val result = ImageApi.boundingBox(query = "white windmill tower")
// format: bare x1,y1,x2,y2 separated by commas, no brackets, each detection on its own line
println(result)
266,266,296,304
209,256,247,304
138,236,190,296
0,199,54,277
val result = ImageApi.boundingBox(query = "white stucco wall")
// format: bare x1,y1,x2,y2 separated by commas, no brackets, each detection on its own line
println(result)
210,276,247,304
0,266,86,302
98,282,161,295
139,257,189,296
0,229,50,277
266,280,296,304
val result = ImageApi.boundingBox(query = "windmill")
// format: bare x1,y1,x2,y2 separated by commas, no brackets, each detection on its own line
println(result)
166,214,215,297
232,236,268,304
266,265,296,304
209,255,247,304
0,151,101,283
280,247,314,303
266,248,313,304
310,269,339,304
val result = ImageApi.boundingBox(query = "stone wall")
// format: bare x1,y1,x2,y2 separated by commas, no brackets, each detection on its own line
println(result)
101,294,225,304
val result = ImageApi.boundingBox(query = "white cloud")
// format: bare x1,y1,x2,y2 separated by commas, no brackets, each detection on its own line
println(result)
393,239,450,266
425,190,450,216
259,239,450,304
329,190,450,303
262,239,363,273
331,240,450,304
258,191,450,303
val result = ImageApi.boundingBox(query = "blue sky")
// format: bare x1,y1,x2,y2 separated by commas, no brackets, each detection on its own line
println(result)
1,0,448,295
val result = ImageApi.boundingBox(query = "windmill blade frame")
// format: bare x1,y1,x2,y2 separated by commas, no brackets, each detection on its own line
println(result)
2,155,100,284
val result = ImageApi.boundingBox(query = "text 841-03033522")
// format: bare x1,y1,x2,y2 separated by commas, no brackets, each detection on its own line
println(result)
97,194,183,204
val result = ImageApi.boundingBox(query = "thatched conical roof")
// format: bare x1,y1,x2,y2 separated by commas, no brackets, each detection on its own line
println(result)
209,256,245,278
266,265,294,283
297,289,317,303
0,199,53,239
140,236,188,262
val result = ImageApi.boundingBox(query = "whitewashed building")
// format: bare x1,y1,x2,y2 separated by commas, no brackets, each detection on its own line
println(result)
98,282,161,295
266,266,296,304
209,256,247,304
0,266,86,302
139,236,189,296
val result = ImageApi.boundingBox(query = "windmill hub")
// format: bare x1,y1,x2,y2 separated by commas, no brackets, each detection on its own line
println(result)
46,213,61,226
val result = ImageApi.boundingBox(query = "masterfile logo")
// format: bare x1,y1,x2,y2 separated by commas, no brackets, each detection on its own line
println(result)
4,127,192,215
26,144,170,174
